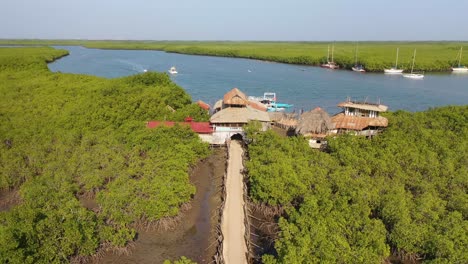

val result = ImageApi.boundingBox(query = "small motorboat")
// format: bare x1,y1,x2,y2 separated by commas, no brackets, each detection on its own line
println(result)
249,92,293,112
168,66,178,74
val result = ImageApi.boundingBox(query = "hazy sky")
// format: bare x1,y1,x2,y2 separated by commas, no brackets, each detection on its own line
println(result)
1,0,467,41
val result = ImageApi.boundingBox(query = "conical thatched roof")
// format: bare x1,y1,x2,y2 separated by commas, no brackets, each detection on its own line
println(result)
223,88,247,106
296,107,334,135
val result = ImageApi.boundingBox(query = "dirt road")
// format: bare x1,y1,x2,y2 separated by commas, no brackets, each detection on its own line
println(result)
222,140,247,264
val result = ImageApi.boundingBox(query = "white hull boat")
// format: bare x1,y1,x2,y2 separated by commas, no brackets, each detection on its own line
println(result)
451,67,468,72
384,68,404,74
352,66,365,72
168,66,178,74
403,73,424,79
384,48,403,74
451,47,468,73
403,49,424,79
352,44,365,72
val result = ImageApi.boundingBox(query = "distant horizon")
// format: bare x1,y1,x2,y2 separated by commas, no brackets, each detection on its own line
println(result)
2,38,468,42
2,0,468,41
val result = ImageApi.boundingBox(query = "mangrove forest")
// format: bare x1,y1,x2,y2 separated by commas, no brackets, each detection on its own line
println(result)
245,106,468,263
0,47,210,263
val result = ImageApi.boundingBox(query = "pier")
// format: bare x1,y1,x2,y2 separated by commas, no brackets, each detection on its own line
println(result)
221,140,248,264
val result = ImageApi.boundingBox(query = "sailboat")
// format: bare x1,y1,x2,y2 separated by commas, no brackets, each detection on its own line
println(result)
384,48,404,74
403,49,424,79
351,44,365,72
451,47,468,73
321,44,339,69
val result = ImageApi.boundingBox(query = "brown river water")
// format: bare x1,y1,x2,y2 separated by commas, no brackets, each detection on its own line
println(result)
96,148,226,264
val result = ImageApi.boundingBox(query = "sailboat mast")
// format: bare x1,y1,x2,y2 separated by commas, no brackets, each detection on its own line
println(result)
411,49,416,74
459,47,463,67
331,44,334,63
355,44,358,65
395,48,399,69
327,45,330,62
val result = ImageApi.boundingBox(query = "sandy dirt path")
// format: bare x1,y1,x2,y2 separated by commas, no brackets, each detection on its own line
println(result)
222,140,248,264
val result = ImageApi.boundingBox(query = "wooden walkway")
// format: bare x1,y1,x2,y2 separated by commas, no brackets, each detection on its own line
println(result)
222,141,247,264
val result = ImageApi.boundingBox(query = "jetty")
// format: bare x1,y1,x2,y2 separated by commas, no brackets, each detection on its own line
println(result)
222,140,248,263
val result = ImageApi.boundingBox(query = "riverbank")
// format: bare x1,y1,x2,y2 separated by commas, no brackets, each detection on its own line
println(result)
2,40,467,72
95,148,226,264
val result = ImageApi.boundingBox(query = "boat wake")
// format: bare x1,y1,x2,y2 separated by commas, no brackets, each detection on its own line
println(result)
115,59,147,73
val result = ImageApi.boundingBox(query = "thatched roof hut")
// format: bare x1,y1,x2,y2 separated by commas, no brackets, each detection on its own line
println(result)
296,107,334,137
223,88,247,106
210,106,270,124
332,114,388,130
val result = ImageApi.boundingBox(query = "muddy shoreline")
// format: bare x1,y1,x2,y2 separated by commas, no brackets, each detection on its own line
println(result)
96,148,226,264
0,188,21,212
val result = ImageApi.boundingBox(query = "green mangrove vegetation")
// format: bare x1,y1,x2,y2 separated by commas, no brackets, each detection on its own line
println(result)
1,39,467,72
0,47,210,263
245,106,468,263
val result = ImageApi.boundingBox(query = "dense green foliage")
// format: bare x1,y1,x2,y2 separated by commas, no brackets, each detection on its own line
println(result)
0,47,210,262
245,106,468,263
163,256,197,264
2,40,467,72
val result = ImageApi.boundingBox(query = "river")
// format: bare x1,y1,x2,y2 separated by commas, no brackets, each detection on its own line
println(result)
48,46,468,114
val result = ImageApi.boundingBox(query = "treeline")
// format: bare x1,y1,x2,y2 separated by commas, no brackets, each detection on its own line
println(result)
245,106,468,263
0,47,210,262
2,40,466,72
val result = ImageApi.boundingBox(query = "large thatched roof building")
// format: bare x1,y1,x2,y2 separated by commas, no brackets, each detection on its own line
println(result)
210,88,271,144
331,98,388,136
214,88,267,113
295,107,334,137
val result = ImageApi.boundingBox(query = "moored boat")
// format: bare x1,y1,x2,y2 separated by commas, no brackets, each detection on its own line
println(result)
451,47,468,73
403,49,424,79
352,44,366,72
321,44,339,69
384,48,404,74
384,68,404,74
168,66,178,74
402,73,424,79
248,92,293,112
352,65,366,72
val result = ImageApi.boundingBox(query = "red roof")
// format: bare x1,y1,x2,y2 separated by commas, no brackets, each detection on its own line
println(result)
197,100,210,110
146,120,213,134
247,100,267,111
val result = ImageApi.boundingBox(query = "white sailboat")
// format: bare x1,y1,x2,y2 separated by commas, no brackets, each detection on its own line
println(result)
351,44,365,72
451,47,468,73
384,48,404,74
403,49,424,79
321,44,339,69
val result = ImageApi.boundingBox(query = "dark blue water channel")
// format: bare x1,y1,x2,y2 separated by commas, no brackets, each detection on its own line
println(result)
48,46,468,114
